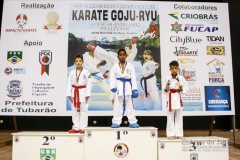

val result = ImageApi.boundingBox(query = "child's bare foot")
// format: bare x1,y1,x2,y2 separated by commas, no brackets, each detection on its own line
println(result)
177,136,185,139
167,136,174,140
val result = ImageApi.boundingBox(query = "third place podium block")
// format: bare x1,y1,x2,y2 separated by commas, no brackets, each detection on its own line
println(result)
84,127,158,160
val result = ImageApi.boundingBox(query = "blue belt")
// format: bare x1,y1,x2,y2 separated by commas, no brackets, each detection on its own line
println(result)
117,78,132,115
91,72,104,82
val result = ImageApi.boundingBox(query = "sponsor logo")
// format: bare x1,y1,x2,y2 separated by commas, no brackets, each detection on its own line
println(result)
14,68,26,74
39,50,52,75
206,36,224,44
43,11,62,31
207,59,224,83
170,36,202,45
7,51,22,64
171,21,182,34
180,68,196,81
7,80,22,99
5,67,26,75
184,24,218,32
207,46,225,55
190,153,198,160
169,12,179,20
173,47,198,56
181,13,218,20
40,148,56,160
5,14,37,33
169,12,218,21
114,143,129,158
5,67,12,75
174,4,217,11
205,86,231,111
21,3,55,9
178,58,195,65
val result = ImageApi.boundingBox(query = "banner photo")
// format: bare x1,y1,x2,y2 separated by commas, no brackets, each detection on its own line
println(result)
0,0,235,116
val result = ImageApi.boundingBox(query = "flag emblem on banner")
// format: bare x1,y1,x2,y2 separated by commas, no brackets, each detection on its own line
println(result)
39,50,52,75
7,80,22,99
7,51,22,64
40,148,56,160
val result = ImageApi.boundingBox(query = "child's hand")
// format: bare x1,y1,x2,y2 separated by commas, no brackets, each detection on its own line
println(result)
68,96,73,103
164,84,170,92
179,85,183,91
85,96,90,103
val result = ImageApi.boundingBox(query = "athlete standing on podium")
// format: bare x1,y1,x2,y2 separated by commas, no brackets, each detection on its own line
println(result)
163,60,188,140
66,55,92,134
109,49,140,128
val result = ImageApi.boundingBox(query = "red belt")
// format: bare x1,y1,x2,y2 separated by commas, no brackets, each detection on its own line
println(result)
169,89,182,112
72,85,86,112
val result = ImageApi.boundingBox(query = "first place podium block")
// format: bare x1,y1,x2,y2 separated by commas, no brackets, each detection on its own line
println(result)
84,127,158,160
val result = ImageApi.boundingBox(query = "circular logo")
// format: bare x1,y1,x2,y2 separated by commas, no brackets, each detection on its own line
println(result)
5,67,12,75
114,143,129,158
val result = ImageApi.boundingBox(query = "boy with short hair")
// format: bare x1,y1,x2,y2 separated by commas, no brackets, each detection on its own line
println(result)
164,60,188,139
110,49,139,128
66,55,91,134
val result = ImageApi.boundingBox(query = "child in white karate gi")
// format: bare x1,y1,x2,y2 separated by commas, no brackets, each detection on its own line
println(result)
110,49,139,128
141,50,161,110
163,60,188,140
67,55,91,134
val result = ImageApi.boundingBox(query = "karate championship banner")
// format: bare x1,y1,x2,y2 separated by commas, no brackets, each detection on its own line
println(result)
0,0,235,116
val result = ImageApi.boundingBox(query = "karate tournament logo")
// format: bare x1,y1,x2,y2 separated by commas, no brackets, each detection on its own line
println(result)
39,50,52,75
43,11,62,31
16,14,27,29
40,148,56,160
7,51,22,64
114,143,129,158
7,80,22,99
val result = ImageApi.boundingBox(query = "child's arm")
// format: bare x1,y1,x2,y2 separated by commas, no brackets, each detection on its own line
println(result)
85,70,92,99
179,76,188,93
66,72,73,99
109,65,117,92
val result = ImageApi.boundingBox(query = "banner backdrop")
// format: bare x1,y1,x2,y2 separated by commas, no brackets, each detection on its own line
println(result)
0,0,235,116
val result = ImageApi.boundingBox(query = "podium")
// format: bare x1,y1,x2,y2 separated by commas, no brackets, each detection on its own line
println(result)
84,127,158,160
12,132,85,160
158,136,229,160
12,129,229,160
11,127,158,160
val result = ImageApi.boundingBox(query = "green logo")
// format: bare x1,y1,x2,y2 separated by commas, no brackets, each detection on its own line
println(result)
7,51,22,64
40,148,56,160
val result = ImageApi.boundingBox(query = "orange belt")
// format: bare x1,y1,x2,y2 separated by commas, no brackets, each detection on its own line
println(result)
72,85,86,112
169,89,182,112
